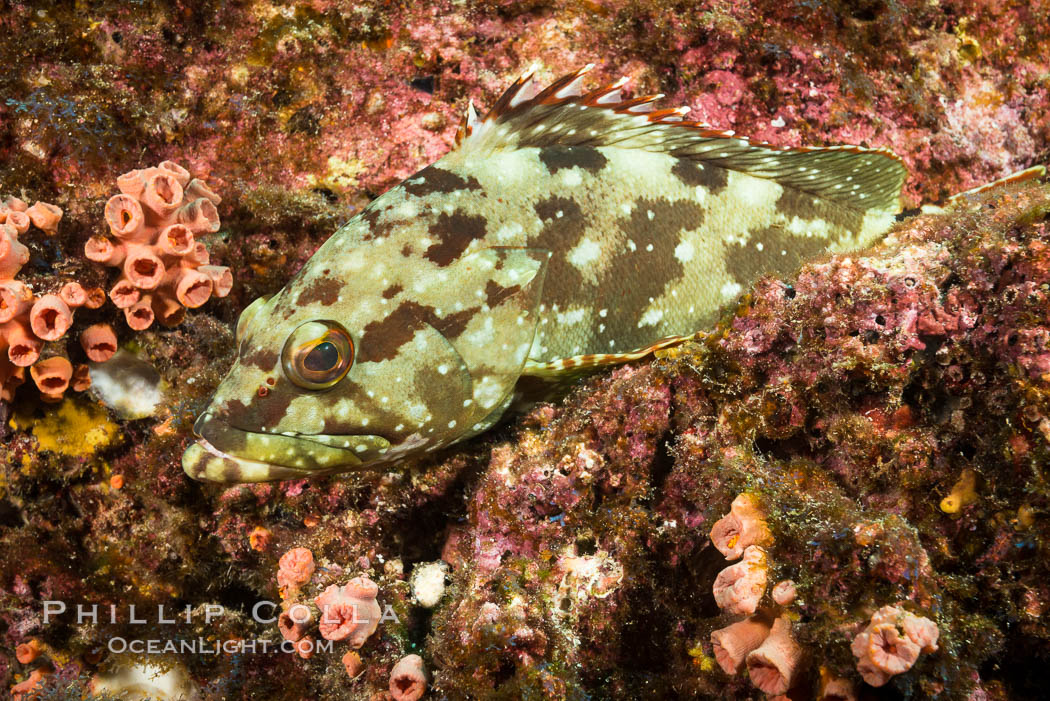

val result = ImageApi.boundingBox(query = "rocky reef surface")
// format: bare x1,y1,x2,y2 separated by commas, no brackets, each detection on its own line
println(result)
1,1,1049,699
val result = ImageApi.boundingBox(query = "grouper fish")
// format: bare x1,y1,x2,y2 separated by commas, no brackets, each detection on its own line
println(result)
182,65,907,482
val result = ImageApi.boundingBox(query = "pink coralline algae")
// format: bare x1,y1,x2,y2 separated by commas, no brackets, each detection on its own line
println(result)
712,545,769,616
315,576,382,646
709,493,772,560
276,547,315,590
84,161,231,331
1,197,109,400
851,605,939,687
389,654,427,701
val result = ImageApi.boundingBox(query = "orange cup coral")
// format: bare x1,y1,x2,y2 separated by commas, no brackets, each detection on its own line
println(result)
315,576,382,646
1,198,108,401
710,493,773,560
772,579,797,606
278,603,314,642
712,545,769,616
389,654,427,701
276,547,315,590
11,668,50,701
85,161,231,331
342,650,364,679
746,616,803,695
711,617,772,674
851,605,939,687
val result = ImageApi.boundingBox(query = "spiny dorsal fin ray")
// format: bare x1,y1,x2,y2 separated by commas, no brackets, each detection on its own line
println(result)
456,67,907,213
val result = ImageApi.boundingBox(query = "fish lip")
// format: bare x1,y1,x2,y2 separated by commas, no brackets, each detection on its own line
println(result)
187,413,390,477
182,439,325,483
195,435,317,474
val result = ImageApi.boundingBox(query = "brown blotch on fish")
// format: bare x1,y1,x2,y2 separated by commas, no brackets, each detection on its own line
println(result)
533,195,588,308
671,160,728,193
359,206,395,242
484,280,521,308
319,379,406,435
296,276,342,307
412,364,468,421
596,197,703,335
431,306,477,339
538,146,608,174
403,166,483,198
222,394,294,432
355,301,431,364
723,223,830,286
382,284,403,299
424,211,487,266
240,347,279,372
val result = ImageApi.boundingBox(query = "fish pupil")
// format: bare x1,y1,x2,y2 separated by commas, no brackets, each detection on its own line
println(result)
304,341,338,372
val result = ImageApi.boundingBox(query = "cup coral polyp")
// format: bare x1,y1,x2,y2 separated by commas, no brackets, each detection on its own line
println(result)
389,654,427,701
342,650,364,679
710,493,773,560
278,604,314,642
277,547,315,591
85,161,231,331
1,197,112,401
711,617,772,674
712,545,769,616
315,576,382,646
745,616,803,695
851,605,939,687
772,580,797,606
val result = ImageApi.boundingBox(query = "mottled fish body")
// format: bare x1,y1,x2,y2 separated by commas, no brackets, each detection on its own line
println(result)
183,66,907,482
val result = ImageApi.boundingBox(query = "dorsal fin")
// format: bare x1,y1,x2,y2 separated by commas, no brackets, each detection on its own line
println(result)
455,66,907,213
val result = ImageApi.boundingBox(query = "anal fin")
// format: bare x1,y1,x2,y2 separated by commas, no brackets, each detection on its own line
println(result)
945,165,1046,207
521,332,704,378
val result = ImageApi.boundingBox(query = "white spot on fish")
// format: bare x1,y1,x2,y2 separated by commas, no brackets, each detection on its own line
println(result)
568,237,601,268
556,308,587,325
674,241,694,263
561,169,582,187
639,308,664,327
720,281,743,299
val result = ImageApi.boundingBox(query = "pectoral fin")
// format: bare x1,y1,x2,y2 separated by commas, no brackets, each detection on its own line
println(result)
442,247,551,417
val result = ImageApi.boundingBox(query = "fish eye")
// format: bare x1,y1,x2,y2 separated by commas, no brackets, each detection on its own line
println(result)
281,320,354,390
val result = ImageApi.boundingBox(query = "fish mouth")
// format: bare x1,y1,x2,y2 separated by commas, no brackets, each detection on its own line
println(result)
181,413,391,483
